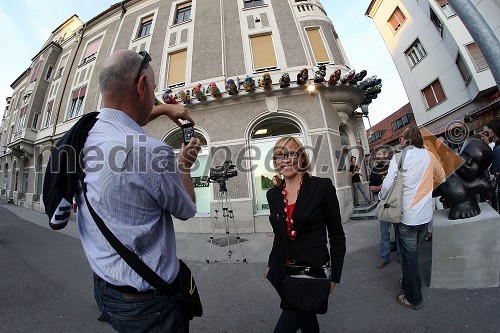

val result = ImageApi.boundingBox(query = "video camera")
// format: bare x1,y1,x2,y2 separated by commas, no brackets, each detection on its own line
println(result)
209,160,237,182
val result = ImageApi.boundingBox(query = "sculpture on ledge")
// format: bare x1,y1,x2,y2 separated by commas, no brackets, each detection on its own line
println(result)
243,75,256,92
296,68,309,85
279,73,290,88
313,64,326,83
192,83,207,101
434,138,496,220
328,69,341,86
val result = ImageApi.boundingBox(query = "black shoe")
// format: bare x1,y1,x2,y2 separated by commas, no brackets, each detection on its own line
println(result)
390,245,397,252
97,314,107,322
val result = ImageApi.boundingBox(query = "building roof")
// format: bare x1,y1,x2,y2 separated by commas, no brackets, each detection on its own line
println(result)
367,103,416,150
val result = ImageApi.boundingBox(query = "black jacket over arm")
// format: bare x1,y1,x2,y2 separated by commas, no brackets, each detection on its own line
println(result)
266,173,346,283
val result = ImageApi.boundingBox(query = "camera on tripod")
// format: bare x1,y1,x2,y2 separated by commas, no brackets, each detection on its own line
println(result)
209,160,237,182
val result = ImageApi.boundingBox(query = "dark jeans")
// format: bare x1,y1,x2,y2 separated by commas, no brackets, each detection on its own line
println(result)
267,267,320,333
396,223,428,307
93,273,189,333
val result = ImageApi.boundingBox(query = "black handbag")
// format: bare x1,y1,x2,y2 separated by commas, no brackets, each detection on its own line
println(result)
279,212,332,314
280,264,332,314
79,172,202,320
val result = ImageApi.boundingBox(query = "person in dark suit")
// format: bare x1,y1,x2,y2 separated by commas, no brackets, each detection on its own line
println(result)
265,136,346,333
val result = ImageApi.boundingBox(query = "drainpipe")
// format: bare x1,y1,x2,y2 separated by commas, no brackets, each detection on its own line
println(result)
50,22,87,145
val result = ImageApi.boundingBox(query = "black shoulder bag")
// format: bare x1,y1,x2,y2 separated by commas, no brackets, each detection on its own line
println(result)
280,218,332,314
78,171,202,320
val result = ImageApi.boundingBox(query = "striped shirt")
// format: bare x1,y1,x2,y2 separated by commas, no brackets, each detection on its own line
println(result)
75,108,196,290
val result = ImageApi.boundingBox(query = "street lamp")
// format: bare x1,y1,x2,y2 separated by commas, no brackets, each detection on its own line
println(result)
360,104,373,130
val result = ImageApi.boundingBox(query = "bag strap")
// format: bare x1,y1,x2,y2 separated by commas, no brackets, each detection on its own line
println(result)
78,169,180,296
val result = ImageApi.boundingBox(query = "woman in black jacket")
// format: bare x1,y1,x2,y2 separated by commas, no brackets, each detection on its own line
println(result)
265,136,346,333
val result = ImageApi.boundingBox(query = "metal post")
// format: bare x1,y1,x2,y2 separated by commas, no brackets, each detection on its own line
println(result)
447,0,500,88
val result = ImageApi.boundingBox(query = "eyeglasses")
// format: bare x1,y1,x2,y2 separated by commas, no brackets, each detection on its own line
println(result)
273,151,302,161
135,50,152,83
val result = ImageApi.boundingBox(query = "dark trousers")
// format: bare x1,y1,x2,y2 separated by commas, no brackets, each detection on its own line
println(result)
396,223,428,306
267,267,320,333
93,273,189,333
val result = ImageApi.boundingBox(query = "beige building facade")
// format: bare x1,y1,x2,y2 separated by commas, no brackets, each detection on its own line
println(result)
1,0,373,232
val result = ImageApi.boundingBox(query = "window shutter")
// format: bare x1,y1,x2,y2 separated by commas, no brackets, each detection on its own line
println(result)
47,101,54,112
423,85,437,108
436,0,448,6
466,43,488,71
79,86,87,98
250,34,277,69
167,50,187,86
432,80,445,102
395,8,406,23
72,90,79,100
306,28,330,64
388,14,400,30
83,36,102,59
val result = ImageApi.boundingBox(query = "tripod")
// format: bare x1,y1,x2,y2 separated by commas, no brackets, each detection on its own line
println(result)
206,178,247,263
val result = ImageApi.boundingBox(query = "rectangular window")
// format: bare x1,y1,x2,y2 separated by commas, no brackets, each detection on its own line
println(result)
466,42,488,72
388,7,406,32
45,66,53,81
167,50,187,86
29,61,42,83
68,86,87,119
43,101,53,128
57,55,68,78
16,106,28,133
306,28,330,64
405,39,427,67
430,10,443,36
244,0,265,8
82,36,102,64
174,2,191,24
436,0,455,18
422,79,446,109
32,112,40,130
456,53,471,83
250,34,277,70
137,15,153,38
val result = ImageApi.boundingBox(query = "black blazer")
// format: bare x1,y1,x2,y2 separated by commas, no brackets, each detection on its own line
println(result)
267,173,346,283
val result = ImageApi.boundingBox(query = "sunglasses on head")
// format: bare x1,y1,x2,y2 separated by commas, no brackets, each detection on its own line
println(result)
135,50,152,83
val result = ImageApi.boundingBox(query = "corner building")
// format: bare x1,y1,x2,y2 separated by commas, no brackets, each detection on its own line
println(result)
1,0,372,232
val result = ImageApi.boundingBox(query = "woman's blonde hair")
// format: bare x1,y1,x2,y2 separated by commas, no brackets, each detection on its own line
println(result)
272,136,311,173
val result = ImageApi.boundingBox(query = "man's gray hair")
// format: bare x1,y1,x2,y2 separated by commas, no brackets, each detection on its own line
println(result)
99,52,140,94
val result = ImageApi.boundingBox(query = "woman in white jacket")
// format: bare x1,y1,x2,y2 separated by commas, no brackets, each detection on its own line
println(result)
379,126,445,310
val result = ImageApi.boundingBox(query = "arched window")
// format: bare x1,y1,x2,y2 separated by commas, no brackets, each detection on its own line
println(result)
164,130,210,214
250,117,303,212
35,154,43,196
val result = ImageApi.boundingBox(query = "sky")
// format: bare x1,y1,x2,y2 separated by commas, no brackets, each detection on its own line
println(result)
0,0,409,128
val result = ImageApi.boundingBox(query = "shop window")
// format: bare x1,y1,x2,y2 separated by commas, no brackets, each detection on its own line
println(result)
165,131,210,214
422,79,446,109
388,7,406,32
466,42,488,72
250,118,302,212
174,2,191,24
250,34,277,71
137,15,153,38
306,28,330,64
405,39,427,67
166,50,187,87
